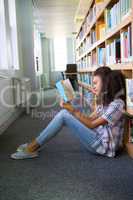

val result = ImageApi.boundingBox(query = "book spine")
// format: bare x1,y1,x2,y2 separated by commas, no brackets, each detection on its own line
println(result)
128,25,132,59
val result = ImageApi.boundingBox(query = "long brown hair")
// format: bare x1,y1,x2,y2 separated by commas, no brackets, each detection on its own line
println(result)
94,67,126,107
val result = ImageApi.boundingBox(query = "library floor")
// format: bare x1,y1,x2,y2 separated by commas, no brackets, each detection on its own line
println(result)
0,89,133,200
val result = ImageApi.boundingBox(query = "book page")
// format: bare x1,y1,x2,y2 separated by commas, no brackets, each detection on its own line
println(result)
62,79,75,101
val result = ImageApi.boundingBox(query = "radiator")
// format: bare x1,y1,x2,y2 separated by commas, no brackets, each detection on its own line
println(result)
12,78,21,106
0,76,14,125
12,77,31,107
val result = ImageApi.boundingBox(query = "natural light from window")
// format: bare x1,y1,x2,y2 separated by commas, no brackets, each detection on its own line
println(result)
54,38,67,71
0,0,8,69
0,0,19,70
8,0,19,69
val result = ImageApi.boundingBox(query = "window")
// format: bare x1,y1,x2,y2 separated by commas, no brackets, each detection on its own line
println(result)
8,0,19,69
0,0,8,69
54,38,67,71
0,0,19,70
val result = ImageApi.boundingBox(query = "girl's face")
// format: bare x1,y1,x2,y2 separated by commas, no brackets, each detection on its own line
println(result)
92,75,102,96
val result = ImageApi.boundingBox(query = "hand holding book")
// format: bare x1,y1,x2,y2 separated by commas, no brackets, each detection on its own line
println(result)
60,99,74,113
60,99,82,121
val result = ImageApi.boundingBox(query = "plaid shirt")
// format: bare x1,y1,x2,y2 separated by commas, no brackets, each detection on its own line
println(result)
92,99,125,157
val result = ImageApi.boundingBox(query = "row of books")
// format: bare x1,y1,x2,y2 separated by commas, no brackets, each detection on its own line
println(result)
77,24,132,66
77,24,105,57
77,0,104,42
106,38,121,65
78,25,99,55
106,25,132,64
77,29,97,57
78,73,93,85
77,32,95,57
77,55,91,69
77,0,131,48
77,52,99,69
78,1,97,42
105,0,131,31
78,22,132,59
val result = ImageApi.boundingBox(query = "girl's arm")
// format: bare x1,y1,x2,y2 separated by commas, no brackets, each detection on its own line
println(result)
60,101,97,120
61,101,107,128
73,111,107,129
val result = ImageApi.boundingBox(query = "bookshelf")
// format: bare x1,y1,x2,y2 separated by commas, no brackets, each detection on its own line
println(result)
75,0,133,157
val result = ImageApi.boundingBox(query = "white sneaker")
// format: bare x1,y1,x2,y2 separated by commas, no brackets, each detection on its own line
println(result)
10,150,38,160
17,143,42,152
17,143,28,152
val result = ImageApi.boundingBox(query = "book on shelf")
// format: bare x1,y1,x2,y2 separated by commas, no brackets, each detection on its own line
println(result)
126,79,133,110
56,79,75,102
86,35,91,50
83,57,87,68
115,38,121,63
92,50,97,66
98,47,105,66
84,73,90,85
105,8,111,30
96,22,106,40
91,28,96,44
105,0,131,32
106,38,121,65
87,54,91,67
121,25,132,63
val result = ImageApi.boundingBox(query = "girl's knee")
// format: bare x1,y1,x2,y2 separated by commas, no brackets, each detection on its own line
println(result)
57,109,71,119
56,109,71,121
56,109,68,117
59,109,69,115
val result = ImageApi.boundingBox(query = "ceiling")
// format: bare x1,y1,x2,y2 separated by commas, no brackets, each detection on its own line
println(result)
32,0,90,38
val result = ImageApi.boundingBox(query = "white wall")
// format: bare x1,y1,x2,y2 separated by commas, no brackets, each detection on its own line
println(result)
0,0,37,134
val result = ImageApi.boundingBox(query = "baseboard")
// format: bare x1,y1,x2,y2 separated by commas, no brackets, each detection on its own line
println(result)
0,108,24,135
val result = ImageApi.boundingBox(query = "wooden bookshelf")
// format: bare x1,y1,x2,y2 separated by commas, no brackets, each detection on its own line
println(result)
76,0,113,50
77,63,133,72
76,0,133,158
76,13,133,61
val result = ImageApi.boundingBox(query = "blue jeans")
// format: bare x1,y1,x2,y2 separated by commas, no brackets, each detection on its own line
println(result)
36,109,102,154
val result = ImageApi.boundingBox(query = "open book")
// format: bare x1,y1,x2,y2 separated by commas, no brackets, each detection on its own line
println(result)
56,79,75,102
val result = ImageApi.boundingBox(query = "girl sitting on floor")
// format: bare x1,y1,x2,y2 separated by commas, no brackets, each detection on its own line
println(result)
11,67,126,159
